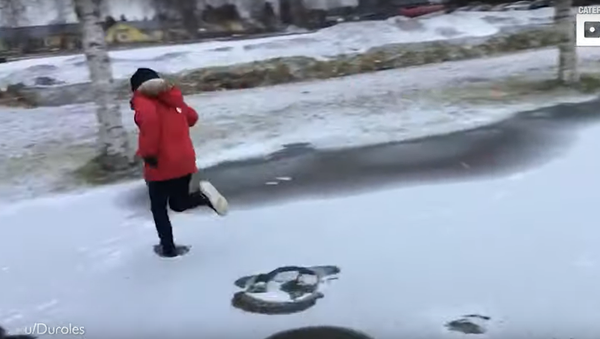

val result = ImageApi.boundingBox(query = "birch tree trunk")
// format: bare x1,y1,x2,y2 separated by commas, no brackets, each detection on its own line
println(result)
74,0,132,171
555,0,579,85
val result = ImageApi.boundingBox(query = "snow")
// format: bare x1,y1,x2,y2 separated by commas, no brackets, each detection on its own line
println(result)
0,8,554,87
2,105,600,338
247,290,294,302
243,271,322,302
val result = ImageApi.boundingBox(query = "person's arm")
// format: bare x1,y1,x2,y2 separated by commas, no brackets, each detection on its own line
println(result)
133,99,160,167
182,104,198,127
168,87,198,127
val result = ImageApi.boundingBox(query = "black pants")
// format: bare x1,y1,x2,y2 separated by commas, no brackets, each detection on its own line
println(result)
147,174,204,248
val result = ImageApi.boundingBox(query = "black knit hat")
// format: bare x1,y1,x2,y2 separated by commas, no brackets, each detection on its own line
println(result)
130,68,160,92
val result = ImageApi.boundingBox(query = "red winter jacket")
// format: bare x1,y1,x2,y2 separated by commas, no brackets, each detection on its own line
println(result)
132,79,199,182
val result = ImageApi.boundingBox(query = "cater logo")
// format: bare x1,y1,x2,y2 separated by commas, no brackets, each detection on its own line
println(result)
577,8,600,46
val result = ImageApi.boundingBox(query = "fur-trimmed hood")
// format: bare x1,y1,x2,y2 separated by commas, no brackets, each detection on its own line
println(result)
136,78,174,97
131,78,186,111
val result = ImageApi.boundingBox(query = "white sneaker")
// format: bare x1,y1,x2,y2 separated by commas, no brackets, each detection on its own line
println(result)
199,181,229,216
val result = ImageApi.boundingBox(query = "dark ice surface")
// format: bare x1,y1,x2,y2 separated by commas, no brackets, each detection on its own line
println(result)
119,98,600,211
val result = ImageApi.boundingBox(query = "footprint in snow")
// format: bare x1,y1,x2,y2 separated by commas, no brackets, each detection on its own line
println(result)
446,314,491,334
232,265,340,315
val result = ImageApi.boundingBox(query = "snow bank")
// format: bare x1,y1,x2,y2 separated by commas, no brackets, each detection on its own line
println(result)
0,8,553,87
2,115,600,339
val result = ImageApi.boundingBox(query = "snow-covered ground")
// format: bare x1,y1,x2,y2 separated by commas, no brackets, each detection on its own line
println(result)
1,100,600,338
0,8,553,87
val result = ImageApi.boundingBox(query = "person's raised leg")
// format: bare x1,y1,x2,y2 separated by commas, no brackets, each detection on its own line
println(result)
168,174,229,216
168,174,207,212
